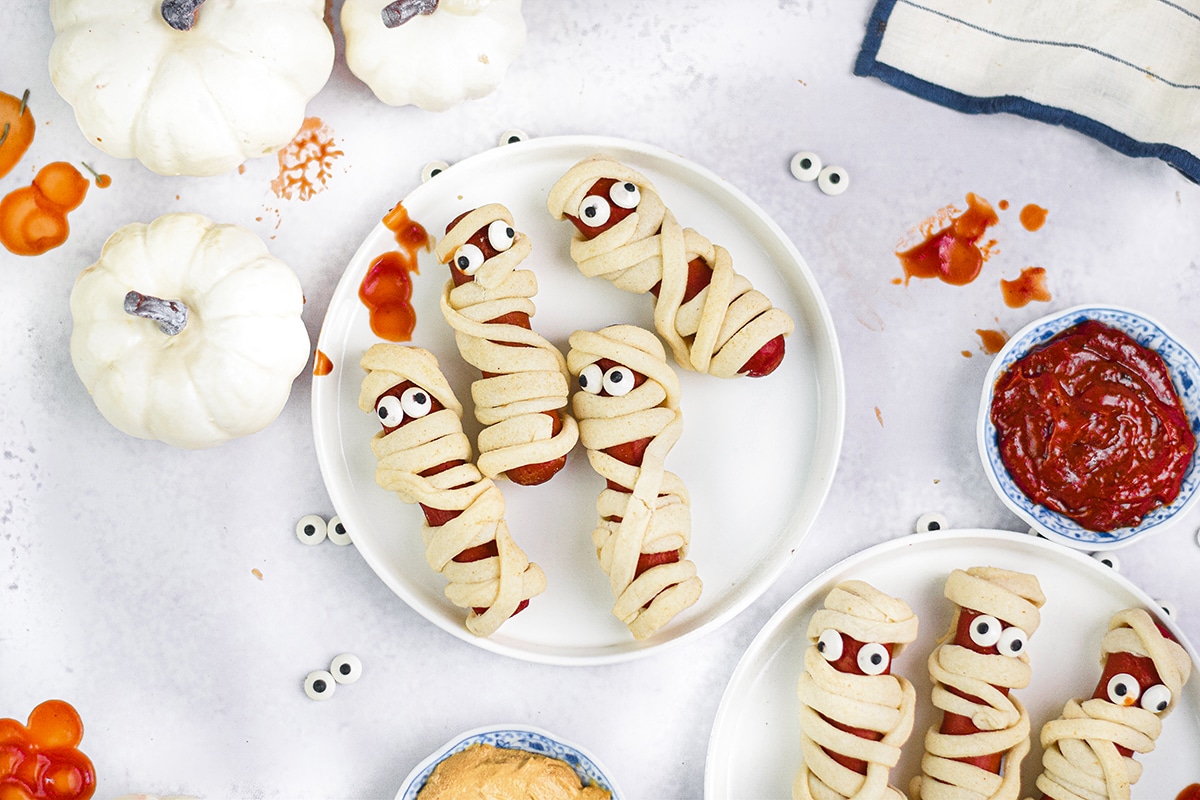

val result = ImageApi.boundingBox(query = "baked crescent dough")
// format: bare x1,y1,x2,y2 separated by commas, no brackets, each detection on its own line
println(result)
1032,607,1193,800
547,155,794,378
566,324,701,640
359,343,546,637
435,204,579,482
912,567,1046,800
794,580,919,800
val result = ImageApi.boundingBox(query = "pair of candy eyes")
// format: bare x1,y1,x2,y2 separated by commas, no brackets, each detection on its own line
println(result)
376,387,432,427
304,653,363,700
817,629,891,675
451,220,517,275
1106,673,1172,712
578,363,635,397
577,182,641,227
968,614,1028,656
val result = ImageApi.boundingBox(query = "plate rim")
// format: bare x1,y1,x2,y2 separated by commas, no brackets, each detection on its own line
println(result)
702,527,1200,799
311,133,846,665
975,303,1200,550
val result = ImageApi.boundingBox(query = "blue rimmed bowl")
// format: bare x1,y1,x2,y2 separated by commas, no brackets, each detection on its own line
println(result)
977,304,1200,550
395,724,622,800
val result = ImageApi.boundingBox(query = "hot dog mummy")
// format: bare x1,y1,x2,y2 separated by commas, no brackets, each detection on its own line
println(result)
1032,607,1192,800
435,204,579,485
546,155,795,379
359,343,546,637
565,324,702,640
912,567,1046,800
793,580,919,800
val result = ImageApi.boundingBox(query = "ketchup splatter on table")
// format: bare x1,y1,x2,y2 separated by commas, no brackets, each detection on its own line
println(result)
271,116,343,201
975,328,1008,354
0,699,96,799
990,319,1196,532
0,89,35,179
1019,204,1048,232
0,162,89,256
358,203,430,342
1177,784,1200,800
1001,266,1051,308
896,193,999,285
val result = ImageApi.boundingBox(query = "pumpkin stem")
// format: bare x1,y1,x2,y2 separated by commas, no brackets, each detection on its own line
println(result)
161,0,206,31
381,0,438,28
125,291,189,336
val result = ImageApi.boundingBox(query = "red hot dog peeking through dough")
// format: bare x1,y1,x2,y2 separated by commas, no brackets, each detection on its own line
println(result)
547,155,795,379
436,204,578,487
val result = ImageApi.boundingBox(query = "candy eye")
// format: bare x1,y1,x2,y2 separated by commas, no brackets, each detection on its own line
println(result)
609,181,640,209
997,626,1028,657
816,629,843,662
376,395,404,428
421,160,448,183
916,511,948,533
602,366,635,396
1106,673,1141,706
578,364,603,394
857,642,890,675
453,243,485,275
330,653,363,685
969,615,1003,648
327,515,352,546
789,151,822,182
499,128,527,146
400,387,433,418
817,165,849,196
304,670,336,701
487,220,515,252
578,195,611,227
295,514,327,545
1140,684,1171,713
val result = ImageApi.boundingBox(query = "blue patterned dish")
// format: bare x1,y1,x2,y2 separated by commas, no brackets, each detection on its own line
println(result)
395,724,622,800
977,305,1200,550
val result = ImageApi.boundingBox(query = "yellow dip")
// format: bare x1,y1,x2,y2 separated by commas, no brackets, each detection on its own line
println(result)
416,744,612,800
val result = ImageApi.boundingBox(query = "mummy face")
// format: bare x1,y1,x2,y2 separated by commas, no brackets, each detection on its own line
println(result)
374,380,441,434
565,178,642,238
817,628,894,676
576,357,647,397
1095,650,1173,714
445,214,516,284
955,608,1029,658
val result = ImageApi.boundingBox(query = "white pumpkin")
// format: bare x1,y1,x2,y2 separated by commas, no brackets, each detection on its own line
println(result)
49,0,335,177
342,0,526,111
70,213,311,449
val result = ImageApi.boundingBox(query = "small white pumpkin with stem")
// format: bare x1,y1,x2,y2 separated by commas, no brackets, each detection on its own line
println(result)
342,0,526,111
49,0,334,177
70,213,311,449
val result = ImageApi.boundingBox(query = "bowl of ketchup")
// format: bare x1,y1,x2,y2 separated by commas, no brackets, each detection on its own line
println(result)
978,304,1200,550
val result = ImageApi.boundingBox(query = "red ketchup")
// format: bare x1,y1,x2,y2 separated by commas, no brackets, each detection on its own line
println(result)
896,193,998,286
565,178,785,377
990,320,1196,532
374,382,528,619
1177,785,1200,800
444,213,568,486
359,204,429,342
0,700,96,800
587,359,683,581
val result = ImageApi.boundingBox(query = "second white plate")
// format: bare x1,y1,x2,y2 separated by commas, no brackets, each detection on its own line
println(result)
705,529,1200,799
312,135,844,664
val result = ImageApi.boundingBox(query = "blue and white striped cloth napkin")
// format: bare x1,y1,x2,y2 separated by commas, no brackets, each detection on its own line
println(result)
855,0,1200,182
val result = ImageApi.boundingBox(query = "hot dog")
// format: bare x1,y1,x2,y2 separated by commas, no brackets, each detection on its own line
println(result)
912,567,1046,800
565,324,701,640
794,580,919,800
359,343,546,636
435,204,579,486
547,155,794,379
1034,607,1192,800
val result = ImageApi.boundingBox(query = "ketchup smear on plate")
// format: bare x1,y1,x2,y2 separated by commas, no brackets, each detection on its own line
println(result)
990,319,1195,532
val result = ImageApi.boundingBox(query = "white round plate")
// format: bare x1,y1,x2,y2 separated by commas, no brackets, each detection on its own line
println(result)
395,723,622,800
312,135,844,664
704,529,1200,799
977,304,1200,551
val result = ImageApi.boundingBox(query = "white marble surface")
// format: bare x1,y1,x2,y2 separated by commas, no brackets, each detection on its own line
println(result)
3,1,1200,798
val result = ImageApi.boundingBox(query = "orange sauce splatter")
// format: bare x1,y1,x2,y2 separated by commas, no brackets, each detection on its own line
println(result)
976,328,1009,354
251,568,264,580
313,349,333,376
961,350,973,358
1176,784,1200,800
0,699,96,799
897,194,999,285
1001,267,1051,308
358,204,430,342
238,164,246,175
874,406,884,427
271,116,344,201
0,89,35,179
80,162,111,189
998,199,1010,210
0,162,89,256
1019,203,1047,231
